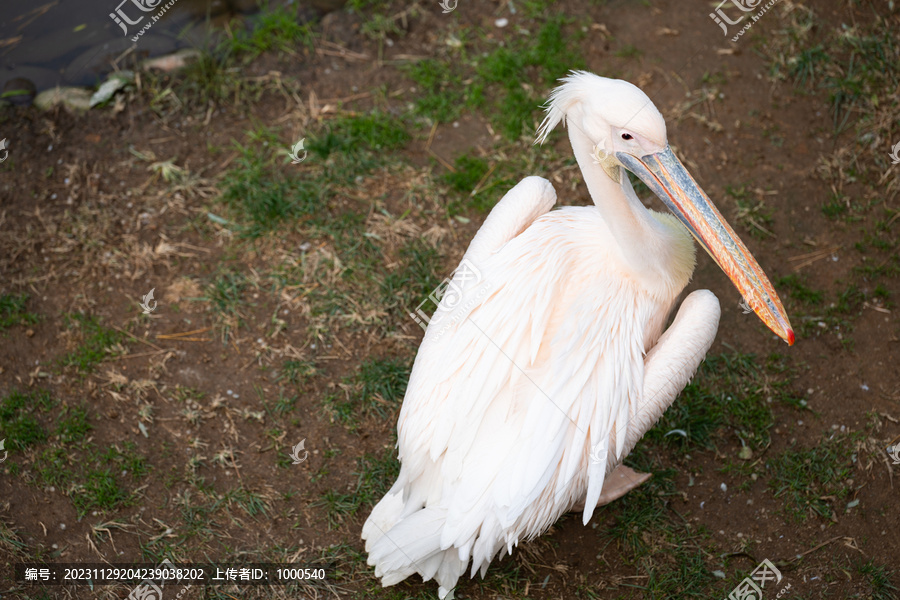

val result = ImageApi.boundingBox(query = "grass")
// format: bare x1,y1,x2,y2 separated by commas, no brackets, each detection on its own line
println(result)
401,15,585,138
220,113,409,238
599,447,716,598
404,59,469,123
325,356,411,426
645,352,804,454
226,4,315,60
55,405,92,444
474,16,586,140
726,184,775,239
316,445,400,529
58,313,126,373
36,439,149,518
380,239,443,318
219,129,320,237
0,390,55,451
767,432,857,521
0,293,40,331
777,274,825,307
856,560,899,600
1,387,149,518
280,359,318,385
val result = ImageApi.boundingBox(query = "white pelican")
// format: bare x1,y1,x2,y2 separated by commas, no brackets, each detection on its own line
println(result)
362,71,793,599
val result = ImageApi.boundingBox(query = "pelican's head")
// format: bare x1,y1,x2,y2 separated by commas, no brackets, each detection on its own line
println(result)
537,71,794,346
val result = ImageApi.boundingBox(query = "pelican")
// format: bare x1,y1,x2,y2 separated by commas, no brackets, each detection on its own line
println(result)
362,71,793,599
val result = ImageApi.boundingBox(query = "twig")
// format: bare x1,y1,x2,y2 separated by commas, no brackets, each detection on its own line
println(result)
111,326,163,352
428,148,456,172
107,350,171,361
471,164,498,197
425,121,438,151
157,328,212,340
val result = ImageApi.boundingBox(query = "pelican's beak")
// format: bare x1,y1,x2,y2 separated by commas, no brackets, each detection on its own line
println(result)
617,145,795,345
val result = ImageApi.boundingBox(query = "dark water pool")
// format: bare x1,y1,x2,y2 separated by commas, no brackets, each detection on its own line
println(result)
1,0,265,98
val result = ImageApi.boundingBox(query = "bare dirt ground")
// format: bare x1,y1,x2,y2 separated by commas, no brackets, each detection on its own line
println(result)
1,0,898,599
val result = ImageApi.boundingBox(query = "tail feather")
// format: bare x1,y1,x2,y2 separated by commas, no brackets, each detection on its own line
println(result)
365,504,468,599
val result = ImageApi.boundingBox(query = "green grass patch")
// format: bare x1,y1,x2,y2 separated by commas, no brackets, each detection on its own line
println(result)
404,59,469,123
599,447,716,597
325,356,412,426
59,314,125,373
0,293,40,331
36,441,150,518
475,16,585,140
55,405,92,445
220,129,321,237
227,4,315,60
646,352,803,454
0,390,55,451
856,559,899,600
767,432,856,521
280,359,318,385
442,155,490,195
220,113,409,237
380,239,443,318
316,445,400,528
777,273,824,306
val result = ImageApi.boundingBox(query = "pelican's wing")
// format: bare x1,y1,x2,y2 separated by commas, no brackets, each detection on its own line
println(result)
640,290,720,426
394,204,653,574
462,176,558,263
580,289,720,521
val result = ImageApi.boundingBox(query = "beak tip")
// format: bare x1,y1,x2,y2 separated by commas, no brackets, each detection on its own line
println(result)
786,328,795,346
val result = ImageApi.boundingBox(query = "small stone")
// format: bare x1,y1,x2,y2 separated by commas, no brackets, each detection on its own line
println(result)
34,86,93,112
59,523,66,530
495,18,509,27
720,483,728,492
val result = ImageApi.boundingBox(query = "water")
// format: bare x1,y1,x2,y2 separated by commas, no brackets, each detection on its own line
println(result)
0,0,259,97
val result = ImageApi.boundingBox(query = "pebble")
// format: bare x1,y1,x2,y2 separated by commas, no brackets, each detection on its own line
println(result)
720,483,728,492
495,18,509,27
59,523,66,530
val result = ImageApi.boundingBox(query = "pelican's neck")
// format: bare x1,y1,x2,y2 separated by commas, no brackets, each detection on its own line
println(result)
568,124,690,292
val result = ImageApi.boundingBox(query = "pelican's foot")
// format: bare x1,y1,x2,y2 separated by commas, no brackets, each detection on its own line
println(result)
571,465,652,512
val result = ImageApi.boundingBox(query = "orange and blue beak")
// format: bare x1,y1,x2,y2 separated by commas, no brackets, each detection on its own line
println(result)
618,145,795,345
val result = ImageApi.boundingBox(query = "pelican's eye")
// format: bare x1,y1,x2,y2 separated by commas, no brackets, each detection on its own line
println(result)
621,133,633,141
